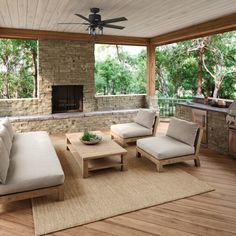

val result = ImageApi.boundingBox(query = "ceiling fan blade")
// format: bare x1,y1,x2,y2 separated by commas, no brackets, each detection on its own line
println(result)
101,17,127,24
58,22,90,25
75,14,91,22
102,24,125,30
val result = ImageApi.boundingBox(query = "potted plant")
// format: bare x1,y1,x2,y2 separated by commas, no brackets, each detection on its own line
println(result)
80,130,102,145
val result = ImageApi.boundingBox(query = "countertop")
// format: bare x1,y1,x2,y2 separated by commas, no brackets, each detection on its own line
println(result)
177,102,229,114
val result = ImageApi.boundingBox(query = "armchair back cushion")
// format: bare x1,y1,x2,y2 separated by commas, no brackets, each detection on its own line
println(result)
0,117,14,140
0,138,10,184
0,125,12,154
134,109,156,129
166,117,199,147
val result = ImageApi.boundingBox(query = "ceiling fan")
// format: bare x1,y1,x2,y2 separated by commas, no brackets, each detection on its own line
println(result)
59,8,128,36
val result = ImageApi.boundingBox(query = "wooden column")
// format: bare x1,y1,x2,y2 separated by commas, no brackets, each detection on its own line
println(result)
146,44,156,96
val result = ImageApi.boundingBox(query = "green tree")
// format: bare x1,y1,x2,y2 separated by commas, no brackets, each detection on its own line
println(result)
203,32,236,98
0,39,37,99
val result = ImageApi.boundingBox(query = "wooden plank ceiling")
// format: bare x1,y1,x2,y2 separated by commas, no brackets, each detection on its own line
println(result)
0,0,236,46
0,0,236,44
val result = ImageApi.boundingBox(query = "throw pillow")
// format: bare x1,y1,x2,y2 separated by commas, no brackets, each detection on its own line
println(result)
166,117,199,147
0,117,14,140
134,109,156,129
0,137,10,184
0,125,12,154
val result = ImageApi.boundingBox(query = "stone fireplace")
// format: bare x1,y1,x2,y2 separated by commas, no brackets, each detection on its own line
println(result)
38,39,96,114
52,85,83,113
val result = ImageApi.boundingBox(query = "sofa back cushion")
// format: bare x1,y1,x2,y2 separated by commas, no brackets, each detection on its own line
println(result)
0,138,10,184
0,117,14,140
134,109,156,129
0,125,12,154
166,117,199,147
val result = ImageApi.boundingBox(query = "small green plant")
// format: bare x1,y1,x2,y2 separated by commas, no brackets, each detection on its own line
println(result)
81,130,98,141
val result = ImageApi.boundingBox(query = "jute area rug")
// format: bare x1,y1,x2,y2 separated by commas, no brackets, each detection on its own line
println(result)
32,135,213,236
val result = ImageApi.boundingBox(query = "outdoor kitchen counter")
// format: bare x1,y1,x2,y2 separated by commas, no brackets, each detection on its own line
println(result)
177,102,229,113
176,102,230,155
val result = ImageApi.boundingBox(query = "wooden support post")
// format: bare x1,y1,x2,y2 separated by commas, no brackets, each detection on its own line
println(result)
146,44,158,109
146,44,156,97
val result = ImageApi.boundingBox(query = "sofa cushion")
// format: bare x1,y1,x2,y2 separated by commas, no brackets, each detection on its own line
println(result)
0,138,10,184
0,117,14,140
0,125,12,154
137,136,195,160
166,117,199,147
134,109,156,129
111,122,152,138
0,131,65,195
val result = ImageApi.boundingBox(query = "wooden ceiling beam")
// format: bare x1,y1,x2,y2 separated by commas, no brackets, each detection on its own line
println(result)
0,27,149,46
150,12,236,46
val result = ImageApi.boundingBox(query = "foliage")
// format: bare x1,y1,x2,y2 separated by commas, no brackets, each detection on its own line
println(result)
95,32,235,99
0,39,37,99
0,32,235,100
81,130,100,141
95,45,146,95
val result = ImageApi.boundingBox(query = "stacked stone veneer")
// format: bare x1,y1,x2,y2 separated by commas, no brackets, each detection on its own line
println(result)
96,94,146,111
0,98,39,116
0,40,148,132
176,104,229,154
175,105,193,122
207,111,228,154
38,40,96,114
10,110,139,133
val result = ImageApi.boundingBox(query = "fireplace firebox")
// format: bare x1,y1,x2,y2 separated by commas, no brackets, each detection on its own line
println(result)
52,85,83,113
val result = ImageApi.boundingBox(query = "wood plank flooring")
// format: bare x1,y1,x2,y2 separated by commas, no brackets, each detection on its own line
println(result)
0,122,236,236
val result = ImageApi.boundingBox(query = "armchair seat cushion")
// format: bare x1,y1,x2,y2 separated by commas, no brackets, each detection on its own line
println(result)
111,123,152,139
137,136,195,160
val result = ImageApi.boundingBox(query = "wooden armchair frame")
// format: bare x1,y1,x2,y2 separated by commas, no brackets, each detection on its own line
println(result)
136,128,203,172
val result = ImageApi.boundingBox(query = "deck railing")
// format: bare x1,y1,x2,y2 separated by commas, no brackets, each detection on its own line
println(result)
157,98,191,117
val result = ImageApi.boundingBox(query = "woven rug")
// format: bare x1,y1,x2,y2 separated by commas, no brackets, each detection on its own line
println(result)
32,136,213,236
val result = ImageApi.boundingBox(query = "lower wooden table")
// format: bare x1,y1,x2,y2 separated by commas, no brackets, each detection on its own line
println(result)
65,131,127,178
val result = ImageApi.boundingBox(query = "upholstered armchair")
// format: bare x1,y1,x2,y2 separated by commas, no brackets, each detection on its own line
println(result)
136,117,203,172
110,109,159,146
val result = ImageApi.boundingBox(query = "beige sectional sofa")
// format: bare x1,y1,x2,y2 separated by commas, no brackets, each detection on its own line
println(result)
0,118,65,203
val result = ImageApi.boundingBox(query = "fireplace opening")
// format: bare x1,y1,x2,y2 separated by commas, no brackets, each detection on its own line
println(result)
52,85,83,113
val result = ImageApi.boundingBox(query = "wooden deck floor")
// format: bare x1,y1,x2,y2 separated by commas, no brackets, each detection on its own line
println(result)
0,122,236,236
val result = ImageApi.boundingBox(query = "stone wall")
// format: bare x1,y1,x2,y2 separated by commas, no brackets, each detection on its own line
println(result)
0,98,39,116
176,104,229,154
207,111,228,154
175,105,193,122
95,94,146,111
11,110,138,134
0,40,147,117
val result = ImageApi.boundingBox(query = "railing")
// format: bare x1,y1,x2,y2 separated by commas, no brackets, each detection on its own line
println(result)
158,98,191,117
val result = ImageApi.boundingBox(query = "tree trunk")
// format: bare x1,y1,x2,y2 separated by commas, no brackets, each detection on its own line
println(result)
213,80,222,98
32,50,38,98
196,47,204,95
3,64,10,98
213,86,220,98
115,45,122,62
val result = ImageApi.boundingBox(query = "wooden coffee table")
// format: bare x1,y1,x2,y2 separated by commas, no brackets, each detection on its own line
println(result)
66,131,127,178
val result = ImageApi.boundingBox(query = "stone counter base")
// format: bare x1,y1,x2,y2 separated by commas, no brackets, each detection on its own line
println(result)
176,105,228,155
10,110,139,134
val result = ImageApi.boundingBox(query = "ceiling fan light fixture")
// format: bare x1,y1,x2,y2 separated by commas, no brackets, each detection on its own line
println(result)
89,26,103,36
